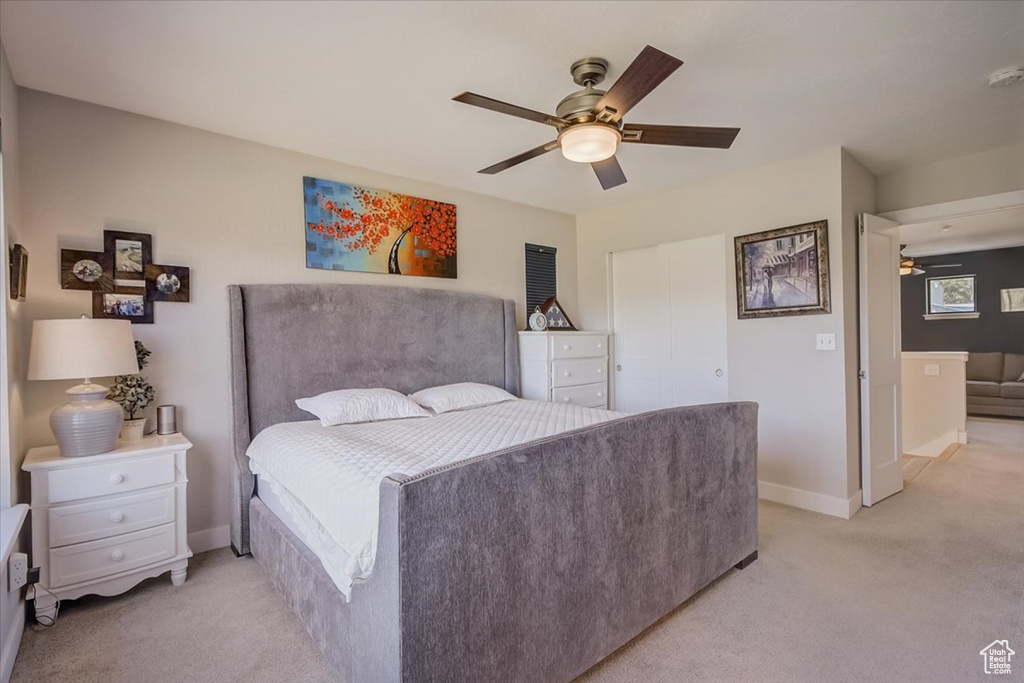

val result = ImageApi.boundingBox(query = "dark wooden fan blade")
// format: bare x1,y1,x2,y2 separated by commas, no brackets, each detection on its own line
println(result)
479,141,559,174
592,155,627,190
591,46,683,123
621,124,740,148
454,92,567,127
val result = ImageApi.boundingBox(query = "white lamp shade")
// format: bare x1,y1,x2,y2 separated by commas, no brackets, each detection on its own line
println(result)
558,124,621,163
28,318,139,381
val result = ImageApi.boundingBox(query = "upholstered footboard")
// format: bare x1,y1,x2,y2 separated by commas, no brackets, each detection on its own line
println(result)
251,401,757,682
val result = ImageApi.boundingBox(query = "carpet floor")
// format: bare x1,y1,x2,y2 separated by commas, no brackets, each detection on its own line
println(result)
11,418,1022,682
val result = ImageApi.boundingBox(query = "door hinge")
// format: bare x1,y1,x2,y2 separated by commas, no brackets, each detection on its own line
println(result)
858,370,866,379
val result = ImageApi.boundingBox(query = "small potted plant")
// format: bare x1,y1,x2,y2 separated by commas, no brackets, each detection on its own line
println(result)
107,341,155,441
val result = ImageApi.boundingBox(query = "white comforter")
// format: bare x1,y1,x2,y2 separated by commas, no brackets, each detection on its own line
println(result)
247,399,624,598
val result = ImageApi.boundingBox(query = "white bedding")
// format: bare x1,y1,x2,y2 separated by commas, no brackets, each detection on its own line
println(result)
247,398,625,598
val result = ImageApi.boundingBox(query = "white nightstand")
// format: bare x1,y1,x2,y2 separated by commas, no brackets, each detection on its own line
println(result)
22,434,193,620
518,331,610,409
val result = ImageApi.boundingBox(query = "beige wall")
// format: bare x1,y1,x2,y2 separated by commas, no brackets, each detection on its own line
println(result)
839,150,876,498
16,89,578,541
576,147,863,512
1,44,26,508
876,145,1024,213
901,353,967,458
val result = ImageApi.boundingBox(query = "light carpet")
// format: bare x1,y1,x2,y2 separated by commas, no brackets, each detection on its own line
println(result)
12,418,1022,682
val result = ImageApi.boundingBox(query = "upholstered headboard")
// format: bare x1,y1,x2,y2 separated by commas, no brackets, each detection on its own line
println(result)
227,283,519,554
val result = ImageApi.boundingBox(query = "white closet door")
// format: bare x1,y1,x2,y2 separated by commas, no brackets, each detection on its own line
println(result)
611,235,728,413
663,235,729,406
611,246,669,413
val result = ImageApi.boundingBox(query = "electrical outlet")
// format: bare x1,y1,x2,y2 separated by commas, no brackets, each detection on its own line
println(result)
8,552,28,591
816,333,836,351
925,364,940,376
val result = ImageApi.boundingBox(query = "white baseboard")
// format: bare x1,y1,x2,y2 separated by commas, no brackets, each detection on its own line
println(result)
0,599,24,683
187,525,231,554
759,480,861,520
905,430,962,458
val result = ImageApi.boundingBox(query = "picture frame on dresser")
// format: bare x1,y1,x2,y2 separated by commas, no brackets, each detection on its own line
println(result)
518,330,609,409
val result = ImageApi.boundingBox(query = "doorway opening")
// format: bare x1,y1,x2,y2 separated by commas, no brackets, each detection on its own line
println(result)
859,191,1024,505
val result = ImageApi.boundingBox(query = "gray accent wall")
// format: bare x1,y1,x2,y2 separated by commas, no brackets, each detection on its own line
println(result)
901,247,1024,354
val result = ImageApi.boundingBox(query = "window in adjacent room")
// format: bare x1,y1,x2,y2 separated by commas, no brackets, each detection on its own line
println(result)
525,243,557,319
925,275,978,319
1001,287,1024,312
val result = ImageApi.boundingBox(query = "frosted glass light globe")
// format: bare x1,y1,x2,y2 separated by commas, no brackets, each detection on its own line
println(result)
558,124,621,163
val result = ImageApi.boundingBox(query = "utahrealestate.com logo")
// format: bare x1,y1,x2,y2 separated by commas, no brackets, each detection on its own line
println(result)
979,640,1015,675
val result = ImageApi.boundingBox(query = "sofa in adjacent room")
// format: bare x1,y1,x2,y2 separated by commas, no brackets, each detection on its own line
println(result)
966,352,1024,418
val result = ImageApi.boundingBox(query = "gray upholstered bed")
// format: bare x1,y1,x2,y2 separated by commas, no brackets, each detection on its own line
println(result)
228,283,758,682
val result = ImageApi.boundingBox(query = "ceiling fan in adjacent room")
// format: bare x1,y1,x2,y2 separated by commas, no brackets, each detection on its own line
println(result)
899,247,962,276
452,45,740,190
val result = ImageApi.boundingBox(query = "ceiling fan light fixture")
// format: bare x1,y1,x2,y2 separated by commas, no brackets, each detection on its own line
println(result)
558,124,621,163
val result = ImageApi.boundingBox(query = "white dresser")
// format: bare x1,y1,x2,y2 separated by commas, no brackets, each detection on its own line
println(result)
22,434,192,620
518,331,609,409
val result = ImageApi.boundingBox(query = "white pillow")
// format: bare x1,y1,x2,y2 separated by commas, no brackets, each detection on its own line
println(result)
296,388,430,427
409,382,517,414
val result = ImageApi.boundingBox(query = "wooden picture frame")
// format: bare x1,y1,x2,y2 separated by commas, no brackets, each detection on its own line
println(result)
103,230,152,283
9,244,27,301
93,286,154,324
145,264,190,302
539,296,577,330
61,249,114,292
734,220,831,319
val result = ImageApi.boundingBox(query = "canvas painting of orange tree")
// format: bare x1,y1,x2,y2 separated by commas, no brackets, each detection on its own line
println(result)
303,176,457,278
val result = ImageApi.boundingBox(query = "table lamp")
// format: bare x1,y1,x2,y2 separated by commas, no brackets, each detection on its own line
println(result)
28,317,140,457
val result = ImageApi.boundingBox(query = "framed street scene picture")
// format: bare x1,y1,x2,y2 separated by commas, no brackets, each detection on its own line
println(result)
734,220,830,319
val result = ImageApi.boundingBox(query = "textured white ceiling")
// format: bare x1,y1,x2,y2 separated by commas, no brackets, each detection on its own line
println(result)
2,0,1022,214
901,206,1024,257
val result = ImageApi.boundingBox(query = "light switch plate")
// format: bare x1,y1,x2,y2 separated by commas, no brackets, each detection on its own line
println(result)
816,333,836,351
925,364,940,376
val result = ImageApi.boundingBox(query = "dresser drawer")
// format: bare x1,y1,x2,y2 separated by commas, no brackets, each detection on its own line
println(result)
48,453,176,504
49,523,177,588
48,488,176,548
551,382,608,408
549,334,607,360
551,357,607,388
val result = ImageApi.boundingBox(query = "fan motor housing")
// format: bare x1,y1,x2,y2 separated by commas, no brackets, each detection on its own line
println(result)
556,88,606,122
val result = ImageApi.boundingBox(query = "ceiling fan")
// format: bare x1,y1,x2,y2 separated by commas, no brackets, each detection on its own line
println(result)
452,45,740,190
899,247,962,276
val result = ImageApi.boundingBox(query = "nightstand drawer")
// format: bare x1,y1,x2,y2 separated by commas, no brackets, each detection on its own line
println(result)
48,488,176,548
48,453,176,504
551,357,607,388
49,523,176,588
550,334,607,360
551,382,607,408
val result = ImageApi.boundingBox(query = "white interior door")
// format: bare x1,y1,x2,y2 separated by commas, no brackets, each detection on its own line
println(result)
611,246,668,413
611,235,728,413
859,213,904,506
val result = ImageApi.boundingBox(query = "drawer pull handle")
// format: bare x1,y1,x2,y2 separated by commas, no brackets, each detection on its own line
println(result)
563,344,571,350
597,368,603,374
110,550,125,562
110,512,125,523
597,392,603,398
563,371,571,377
109,474,124,485
597,343,603,349
562,397,570,402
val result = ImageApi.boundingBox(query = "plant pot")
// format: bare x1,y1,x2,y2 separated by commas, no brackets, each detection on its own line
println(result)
120,417,146,442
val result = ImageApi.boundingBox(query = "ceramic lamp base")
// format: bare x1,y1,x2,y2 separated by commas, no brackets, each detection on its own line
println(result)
51,382,123,457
